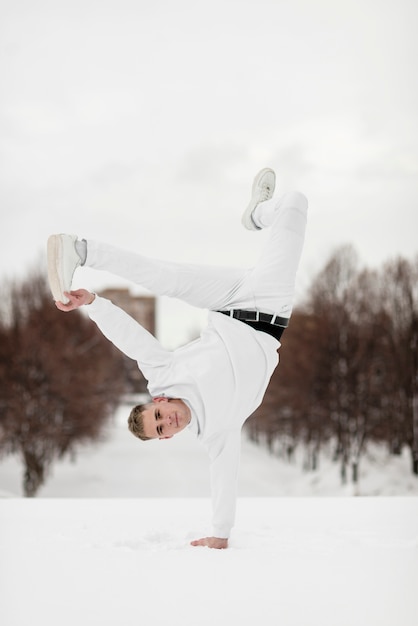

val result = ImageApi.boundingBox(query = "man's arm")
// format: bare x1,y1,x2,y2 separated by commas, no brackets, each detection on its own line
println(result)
56,289,170,369
191,430,241,550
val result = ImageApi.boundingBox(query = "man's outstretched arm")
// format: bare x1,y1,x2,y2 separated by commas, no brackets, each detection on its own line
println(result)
55,289,170,372
190,430,241,550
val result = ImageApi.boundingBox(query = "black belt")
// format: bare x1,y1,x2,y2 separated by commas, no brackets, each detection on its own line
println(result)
216,309,289,341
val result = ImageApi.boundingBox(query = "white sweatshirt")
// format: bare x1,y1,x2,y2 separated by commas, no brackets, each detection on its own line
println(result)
87,296,279,538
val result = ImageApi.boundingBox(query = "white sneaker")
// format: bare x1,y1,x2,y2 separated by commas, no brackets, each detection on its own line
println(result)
241,168,276,230
47,234,81,303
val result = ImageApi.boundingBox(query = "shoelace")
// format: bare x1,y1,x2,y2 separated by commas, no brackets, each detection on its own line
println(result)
259,183,272,202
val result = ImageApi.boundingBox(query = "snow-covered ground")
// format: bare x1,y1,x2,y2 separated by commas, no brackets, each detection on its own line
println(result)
1,404,418,626
1,498,417,626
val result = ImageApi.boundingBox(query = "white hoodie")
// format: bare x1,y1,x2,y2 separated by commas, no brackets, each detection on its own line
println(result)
87,296,279,538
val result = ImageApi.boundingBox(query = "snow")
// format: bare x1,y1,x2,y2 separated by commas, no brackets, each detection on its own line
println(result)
1,498,417,626
1,404,418,626
2,402,418,499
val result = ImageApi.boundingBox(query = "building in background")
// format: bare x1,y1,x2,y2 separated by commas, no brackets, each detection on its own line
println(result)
99,288,156,394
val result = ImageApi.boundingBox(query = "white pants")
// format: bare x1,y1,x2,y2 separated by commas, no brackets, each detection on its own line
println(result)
86,191,308,319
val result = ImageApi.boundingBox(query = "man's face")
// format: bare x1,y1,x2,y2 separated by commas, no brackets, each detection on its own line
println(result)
141,398,191,440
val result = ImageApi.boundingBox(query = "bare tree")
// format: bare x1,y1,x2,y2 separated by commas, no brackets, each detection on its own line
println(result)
247,247,418,485
0,271,127,495
380,256,418,474
307,245,360,482
343,268,390,482
247,308,329,470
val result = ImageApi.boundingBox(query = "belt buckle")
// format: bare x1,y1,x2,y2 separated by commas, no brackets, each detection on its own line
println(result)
255,310,260,322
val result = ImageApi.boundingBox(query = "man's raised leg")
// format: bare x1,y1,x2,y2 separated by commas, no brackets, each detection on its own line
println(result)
47,233,249,311
86,240,248,310
248,190,308,317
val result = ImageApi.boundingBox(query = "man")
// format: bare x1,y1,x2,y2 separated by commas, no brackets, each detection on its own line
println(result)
47,168,308,549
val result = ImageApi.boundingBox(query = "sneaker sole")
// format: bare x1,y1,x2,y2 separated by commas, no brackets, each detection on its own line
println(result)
241,167,276,230
47,235,69,304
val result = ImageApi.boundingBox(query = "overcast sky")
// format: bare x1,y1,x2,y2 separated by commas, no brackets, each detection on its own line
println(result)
1,0,417,346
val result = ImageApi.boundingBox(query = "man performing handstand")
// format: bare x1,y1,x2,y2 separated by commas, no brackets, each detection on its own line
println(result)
47,168,308,549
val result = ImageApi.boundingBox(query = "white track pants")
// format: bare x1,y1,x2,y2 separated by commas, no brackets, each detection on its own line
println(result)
86,191,308,318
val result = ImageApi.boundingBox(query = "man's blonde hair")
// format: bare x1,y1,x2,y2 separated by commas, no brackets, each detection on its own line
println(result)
128,404,152,441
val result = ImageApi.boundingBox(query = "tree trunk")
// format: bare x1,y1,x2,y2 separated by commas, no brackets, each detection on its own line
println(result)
340,455,347,484
23,450,45,497
352,461,359,484
412,391,418,476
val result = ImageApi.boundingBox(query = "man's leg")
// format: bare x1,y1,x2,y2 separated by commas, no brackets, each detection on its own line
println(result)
85,189,306,316
251,191,308,316
81,167,277,310
224,191,308,317
47,170,306,313
85,240,250,311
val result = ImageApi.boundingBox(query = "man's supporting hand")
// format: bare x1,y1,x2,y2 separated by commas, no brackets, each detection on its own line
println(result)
190,537,228,549
55,289,95,311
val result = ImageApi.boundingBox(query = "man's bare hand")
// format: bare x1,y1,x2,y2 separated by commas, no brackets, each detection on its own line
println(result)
190,537,228,549
55,289,95,312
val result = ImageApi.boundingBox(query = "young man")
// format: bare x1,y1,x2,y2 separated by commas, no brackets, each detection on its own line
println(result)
47,168,308,549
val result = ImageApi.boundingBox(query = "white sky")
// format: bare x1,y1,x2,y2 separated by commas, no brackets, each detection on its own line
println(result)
1,0,417,346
